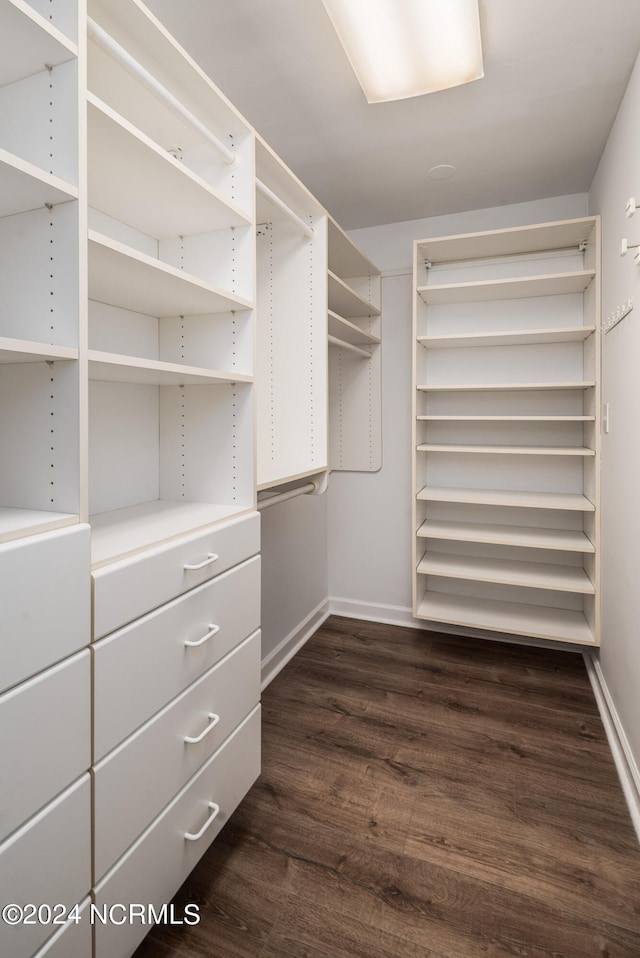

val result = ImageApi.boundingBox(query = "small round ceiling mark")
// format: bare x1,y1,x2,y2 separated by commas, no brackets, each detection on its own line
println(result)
428,163,456,180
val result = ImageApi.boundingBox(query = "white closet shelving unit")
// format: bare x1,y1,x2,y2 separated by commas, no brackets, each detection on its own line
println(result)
87,0,256,567
412,217,601,646
0,0,82,544
255,136,328,490
328,217,382,471
86,5,261,958
0,5,93,958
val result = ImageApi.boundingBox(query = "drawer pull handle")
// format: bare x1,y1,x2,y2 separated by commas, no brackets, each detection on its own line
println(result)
184,802,220,842
184,712,220,745
184,624,220,648
183,552,220,572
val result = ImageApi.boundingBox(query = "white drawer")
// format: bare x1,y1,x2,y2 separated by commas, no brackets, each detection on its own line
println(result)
94,555,260,759
94,630,260,880
95,706,260,958
0,776,91,958
32,898,91,958
0,525,90,693
92,511,260,639
0,651,90,842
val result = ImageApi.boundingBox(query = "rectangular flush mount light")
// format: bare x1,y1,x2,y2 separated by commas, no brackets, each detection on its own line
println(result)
321,0,484,103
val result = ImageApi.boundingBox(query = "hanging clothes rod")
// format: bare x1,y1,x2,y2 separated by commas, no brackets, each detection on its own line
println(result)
256,178,315,239
257,480,317,510
87,18,238,168
328,335,372,359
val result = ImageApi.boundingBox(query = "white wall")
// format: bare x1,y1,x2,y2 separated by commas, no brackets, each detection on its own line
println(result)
589,52,640,777
328,193,589,625
260,492,329,679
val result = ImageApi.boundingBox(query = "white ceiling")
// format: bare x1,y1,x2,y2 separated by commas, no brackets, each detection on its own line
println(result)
145,0,640,230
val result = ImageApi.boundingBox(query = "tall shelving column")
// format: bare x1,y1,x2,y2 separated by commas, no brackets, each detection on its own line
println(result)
0,3,93,958
412,217,601,646
328,217,382,472
86,0,256,566
255,136,328,491
86,4,261,958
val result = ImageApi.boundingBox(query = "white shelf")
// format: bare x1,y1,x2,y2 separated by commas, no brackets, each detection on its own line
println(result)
417,381,595,392
416,443,595,457
416,485,595,512
0,505,78,545
328,271,380,319
0,0,77,88
0,338,77,363
87,350,250,387
416,218,597,265
90,500,251,568
0,148,78,217
417,551,594,594
328,310,380,346
88,230,252,317
87,95,250,239
417,518,594,553
417,415,595,422
417,326,596,349
328,216,379,279
417,270,595,305
416,591,596,645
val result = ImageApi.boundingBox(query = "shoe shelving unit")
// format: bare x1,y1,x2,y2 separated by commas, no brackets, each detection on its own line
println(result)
412,217,601,646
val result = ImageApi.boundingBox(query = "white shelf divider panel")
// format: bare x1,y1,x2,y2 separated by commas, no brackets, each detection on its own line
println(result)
417,551,595,594
327,216,382,473
417,381,595,392
255,138,328,490
0,7,78,184
417,485,595,511
417,325,596,349
328,270,381,320
417,591,596,646
90,500,249,569
417,518,595,553
88,230,252,318
417,270,595,306
416,443,595,456
0,148,77,217
416,218,598,268
0,0,77,87
87,351,251,387
87,94,251,238
0,506,78,545
418,415,595,422
0,339,77,363
328,310,381,347
412,216,601,646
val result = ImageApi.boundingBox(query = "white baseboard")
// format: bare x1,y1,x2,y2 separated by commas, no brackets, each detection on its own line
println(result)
584,652,640,844
260,599,330,690
328,596,426,630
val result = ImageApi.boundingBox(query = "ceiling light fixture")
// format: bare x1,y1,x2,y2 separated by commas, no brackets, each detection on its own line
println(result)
321,0,484,104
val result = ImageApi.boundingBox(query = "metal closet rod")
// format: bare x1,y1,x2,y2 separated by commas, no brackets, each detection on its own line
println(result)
87,18,238,168
328,335,371,359
256,178,315,240
257,480,318,510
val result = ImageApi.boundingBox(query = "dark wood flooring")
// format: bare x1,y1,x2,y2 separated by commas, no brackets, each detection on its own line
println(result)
134,615,640,958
